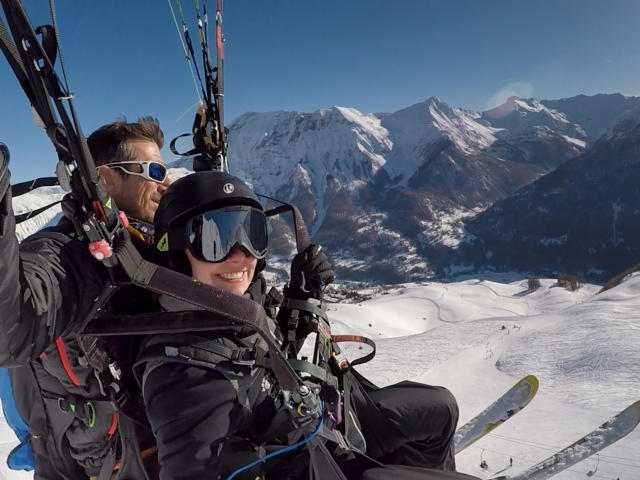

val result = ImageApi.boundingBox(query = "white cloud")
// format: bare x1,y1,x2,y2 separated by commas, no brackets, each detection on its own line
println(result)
484,81,534,110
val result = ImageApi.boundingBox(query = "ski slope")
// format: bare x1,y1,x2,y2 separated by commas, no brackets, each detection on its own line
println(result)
1,275,639,479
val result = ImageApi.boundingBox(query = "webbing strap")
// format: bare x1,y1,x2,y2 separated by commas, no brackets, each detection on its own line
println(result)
15,200,62,224
307,436,349,480
11,176,59,196
332,335,376,367
264,358,329,384
140,342,261,368
281,297,328,320
113,414,152,480
96,449,116,480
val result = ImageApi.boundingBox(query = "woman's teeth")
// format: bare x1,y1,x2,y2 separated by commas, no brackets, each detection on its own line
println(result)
219,271,244,280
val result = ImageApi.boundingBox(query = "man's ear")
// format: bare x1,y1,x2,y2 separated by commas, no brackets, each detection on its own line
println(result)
96,166,119,194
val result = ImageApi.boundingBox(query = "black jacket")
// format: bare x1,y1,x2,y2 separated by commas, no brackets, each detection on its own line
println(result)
1,188,156,478
0,191,107,366
135,277,311,480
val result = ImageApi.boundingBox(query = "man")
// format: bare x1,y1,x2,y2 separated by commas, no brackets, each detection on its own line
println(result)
90,116,169,225
0,117,169,479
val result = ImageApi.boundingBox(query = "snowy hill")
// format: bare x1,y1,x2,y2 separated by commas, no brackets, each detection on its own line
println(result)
2,274,639,479
12,185,64,241
483,96,586,141
300,274,640,479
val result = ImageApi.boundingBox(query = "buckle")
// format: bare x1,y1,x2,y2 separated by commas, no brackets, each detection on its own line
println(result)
330,428,349,450
57,397,72,413
230,349,255,366
328,353,349,377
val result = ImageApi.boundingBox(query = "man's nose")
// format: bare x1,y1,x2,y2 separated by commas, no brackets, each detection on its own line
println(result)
157,176,171,193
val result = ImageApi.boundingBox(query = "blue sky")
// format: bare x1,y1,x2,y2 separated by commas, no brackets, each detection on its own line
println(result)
2,0,640,182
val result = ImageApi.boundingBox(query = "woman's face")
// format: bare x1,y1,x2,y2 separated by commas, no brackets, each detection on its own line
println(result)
186,247,257,296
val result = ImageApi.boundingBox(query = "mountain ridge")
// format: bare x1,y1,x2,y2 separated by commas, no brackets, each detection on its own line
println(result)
20,93,640,284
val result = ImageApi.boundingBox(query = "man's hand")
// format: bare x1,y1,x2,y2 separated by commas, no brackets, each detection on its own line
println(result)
287,244,335,300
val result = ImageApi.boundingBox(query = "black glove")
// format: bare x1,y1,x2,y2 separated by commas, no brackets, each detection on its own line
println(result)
277,245,334,355
287,244,335,300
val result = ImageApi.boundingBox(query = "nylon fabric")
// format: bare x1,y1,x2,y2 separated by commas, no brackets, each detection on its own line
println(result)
0,207,157,478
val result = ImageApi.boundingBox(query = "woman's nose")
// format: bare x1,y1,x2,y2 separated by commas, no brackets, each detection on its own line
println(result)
226,246,248,261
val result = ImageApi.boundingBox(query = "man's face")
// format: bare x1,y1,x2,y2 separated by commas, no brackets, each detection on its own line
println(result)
100,140,170,223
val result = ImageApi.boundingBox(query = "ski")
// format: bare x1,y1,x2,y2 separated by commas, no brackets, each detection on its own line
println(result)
492,399,640,480
455,374,539,454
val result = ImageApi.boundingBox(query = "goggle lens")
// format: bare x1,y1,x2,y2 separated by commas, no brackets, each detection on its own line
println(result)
186,206,267,263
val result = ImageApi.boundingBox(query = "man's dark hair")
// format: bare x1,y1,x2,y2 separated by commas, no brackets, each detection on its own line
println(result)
87,116,164,168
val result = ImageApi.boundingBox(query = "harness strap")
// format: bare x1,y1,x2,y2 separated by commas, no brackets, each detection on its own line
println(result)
332,335,376,367
41,391,115,424
15,199,62,224
264,358,330,384
86,253,303,392
10,176,59,196
139,341,263,368
307,436,349,480
281,298,328,320
96,449,116,480
113,414,152,480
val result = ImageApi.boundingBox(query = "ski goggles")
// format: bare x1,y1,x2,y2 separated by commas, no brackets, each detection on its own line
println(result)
182,205,268,263
104,161,168,183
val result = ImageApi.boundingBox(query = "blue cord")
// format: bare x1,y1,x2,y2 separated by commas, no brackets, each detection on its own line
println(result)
225,414,325,480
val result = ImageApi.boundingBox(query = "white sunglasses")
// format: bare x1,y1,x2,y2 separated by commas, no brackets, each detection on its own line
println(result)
103,161,168,183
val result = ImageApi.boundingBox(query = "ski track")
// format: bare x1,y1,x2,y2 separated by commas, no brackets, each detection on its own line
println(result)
496,299,640,409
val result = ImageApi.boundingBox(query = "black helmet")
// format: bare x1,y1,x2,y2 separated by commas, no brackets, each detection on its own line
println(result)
154,170,267,273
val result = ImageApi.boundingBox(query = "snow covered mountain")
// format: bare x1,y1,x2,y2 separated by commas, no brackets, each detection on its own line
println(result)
205,93,637,283
17,93,640,284
453,104,640,282
542,93,640,141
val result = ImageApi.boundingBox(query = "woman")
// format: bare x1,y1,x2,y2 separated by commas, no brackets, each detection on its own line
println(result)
136,170,334,479
137,170,475,480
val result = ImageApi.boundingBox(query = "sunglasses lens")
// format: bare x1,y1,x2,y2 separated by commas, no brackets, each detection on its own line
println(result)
148,162,167,181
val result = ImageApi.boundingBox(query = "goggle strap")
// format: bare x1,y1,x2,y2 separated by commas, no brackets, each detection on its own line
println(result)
167,226,189,250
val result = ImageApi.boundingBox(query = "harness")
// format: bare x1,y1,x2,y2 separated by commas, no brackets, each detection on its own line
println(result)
130,293,378,479
31,226,157,480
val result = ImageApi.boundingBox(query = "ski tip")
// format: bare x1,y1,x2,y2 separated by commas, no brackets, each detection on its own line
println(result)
518,374,539,398
522,374,539,387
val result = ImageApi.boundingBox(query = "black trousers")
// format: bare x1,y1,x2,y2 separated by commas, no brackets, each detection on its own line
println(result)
351,377,459,471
